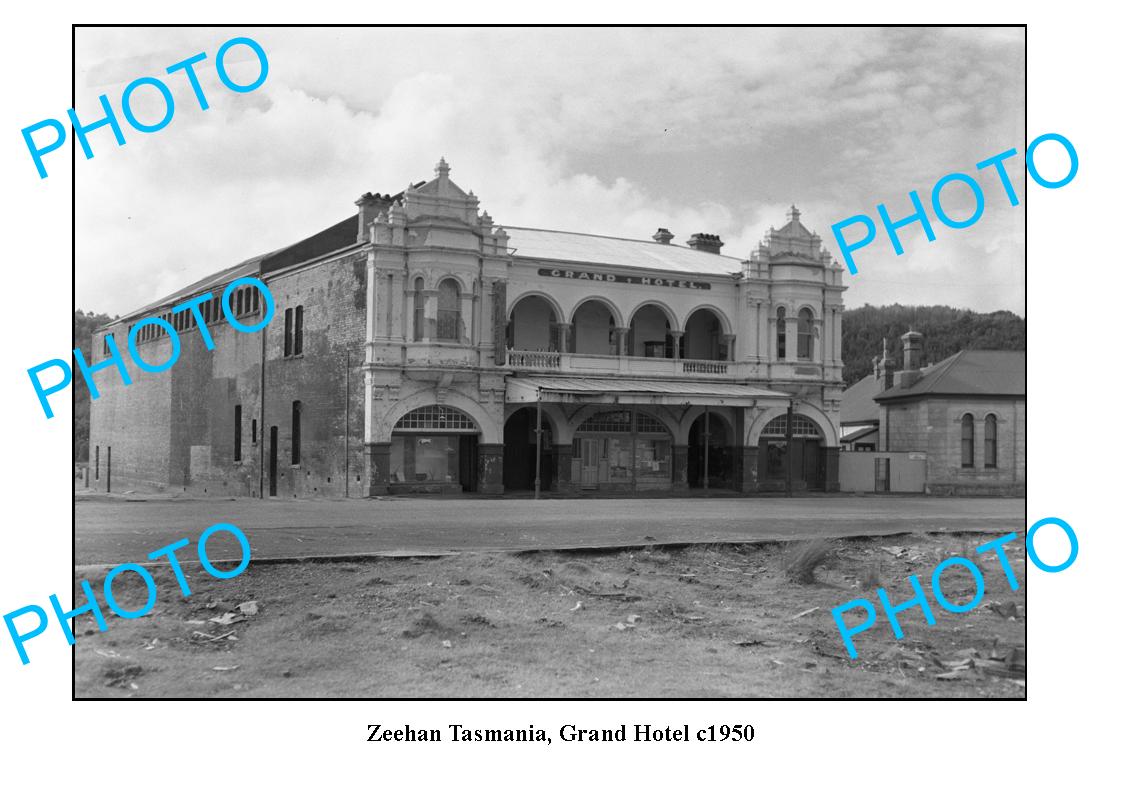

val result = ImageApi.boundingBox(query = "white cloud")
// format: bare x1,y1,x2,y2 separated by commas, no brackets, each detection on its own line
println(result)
75,26,1024,317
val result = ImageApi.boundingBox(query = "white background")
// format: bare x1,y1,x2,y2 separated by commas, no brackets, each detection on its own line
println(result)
0,3,1109,793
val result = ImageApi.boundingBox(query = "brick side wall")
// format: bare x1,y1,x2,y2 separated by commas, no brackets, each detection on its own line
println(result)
88,250,368,498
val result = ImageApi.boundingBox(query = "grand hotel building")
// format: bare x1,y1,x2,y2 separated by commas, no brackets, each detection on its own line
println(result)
89,159,847,497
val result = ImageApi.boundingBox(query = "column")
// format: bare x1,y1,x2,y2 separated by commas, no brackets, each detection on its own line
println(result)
670,331,683,359
365,252,377,345
478,444,504,494
821,310,830,365
557,323,572,354
404,283,416,343
737,446,759,493
672,445,689,492
756,303,765,360
834,310,843,364
721,334,736,361
367,442,391,496
612,326,628,356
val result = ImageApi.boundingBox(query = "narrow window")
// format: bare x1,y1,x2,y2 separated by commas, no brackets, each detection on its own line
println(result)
776,307,786,359
252,418,257,444
437,279,461,341
94,446,100,480
252,287,260,313
291,401,302,465
413,277,425,341
961,414,975,468
204,300,211,324
797,308,814,360
294,306,304,355
284,308,293,356
984,414,997,468
234,405,243,462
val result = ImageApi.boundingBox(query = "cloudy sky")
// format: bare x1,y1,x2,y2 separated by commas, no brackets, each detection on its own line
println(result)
74,26,1025,317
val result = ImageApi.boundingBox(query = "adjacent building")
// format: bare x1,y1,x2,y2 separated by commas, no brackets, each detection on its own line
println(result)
838,331,1025,495
89,159,848,497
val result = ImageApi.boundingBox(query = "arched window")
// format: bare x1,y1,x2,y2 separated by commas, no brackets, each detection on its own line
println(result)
797,308,814,360
776,307,787,359
412,277,425,341
437,279,461,342
760,413,822,438
961,414,974,468
984,414,997,468
394,405,478,432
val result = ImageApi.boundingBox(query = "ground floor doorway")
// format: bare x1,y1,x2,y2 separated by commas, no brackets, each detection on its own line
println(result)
758,412,825,490
572,409,673,492
503,408,554,492
688,411,733,489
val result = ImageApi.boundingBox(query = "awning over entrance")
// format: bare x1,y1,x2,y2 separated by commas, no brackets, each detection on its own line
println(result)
506,376,790,408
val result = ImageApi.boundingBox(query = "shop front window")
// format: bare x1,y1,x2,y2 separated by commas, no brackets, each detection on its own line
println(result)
390,435,460,484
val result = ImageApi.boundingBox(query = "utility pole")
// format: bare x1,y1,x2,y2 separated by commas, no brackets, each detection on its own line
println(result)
534,390,543,499
785,401,794,498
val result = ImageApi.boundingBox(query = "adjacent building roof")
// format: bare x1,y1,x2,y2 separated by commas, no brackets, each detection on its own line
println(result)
505,227,744,277
840,374,880,425
875,350,1026,402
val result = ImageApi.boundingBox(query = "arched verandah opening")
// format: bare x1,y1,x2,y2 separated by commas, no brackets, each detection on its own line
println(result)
628,304,674,357
503,408,556,492
683,308,727,361
507,295,559,351
757,412,826,491
570,299,617,355
687,412,733,488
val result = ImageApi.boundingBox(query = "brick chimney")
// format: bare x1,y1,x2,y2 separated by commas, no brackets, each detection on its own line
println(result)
354,192,396,243
878,337,896,391
896,329,924,389
652,228,674,245
687,233,723,254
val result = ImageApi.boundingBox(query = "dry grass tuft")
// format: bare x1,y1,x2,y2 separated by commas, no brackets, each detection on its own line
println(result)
785,539,834,584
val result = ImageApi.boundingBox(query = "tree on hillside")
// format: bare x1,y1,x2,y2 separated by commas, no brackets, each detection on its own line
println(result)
841,304,1025,385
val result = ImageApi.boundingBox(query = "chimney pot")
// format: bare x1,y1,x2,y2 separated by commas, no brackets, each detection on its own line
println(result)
653,228,674,245
686,233,723,254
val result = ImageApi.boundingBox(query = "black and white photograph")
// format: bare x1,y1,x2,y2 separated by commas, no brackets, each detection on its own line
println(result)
66,25,1030,699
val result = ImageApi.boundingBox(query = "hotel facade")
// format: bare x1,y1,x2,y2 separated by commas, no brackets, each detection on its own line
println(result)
89,159,847,497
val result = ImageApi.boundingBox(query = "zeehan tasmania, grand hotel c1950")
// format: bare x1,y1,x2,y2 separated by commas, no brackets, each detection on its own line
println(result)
89,158,847,497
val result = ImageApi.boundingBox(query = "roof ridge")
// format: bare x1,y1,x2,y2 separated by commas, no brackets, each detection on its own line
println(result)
505,225,743,260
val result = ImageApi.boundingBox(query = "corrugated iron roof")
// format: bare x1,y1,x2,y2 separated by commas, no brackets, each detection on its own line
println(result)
875,350,1026,401
507,376,788,399
841,374,881,424
505,227,744,276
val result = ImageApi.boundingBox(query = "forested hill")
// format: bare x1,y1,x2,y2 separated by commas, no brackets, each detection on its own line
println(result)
841,304,1025,386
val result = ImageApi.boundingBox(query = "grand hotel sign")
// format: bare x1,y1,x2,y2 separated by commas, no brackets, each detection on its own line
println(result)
537,268,711,290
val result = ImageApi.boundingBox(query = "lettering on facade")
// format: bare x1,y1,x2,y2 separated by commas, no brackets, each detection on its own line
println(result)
537,268,711,290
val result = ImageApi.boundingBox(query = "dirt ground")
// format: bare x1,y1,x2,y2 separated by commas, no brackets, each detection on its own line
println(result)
73,532,1026,698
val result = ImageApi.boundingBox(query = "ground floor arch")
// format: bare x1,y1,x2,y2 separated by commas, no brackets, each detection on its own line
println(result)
687,411,734,489
503,407,556,492
386,404,481,494
756,412,827,491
